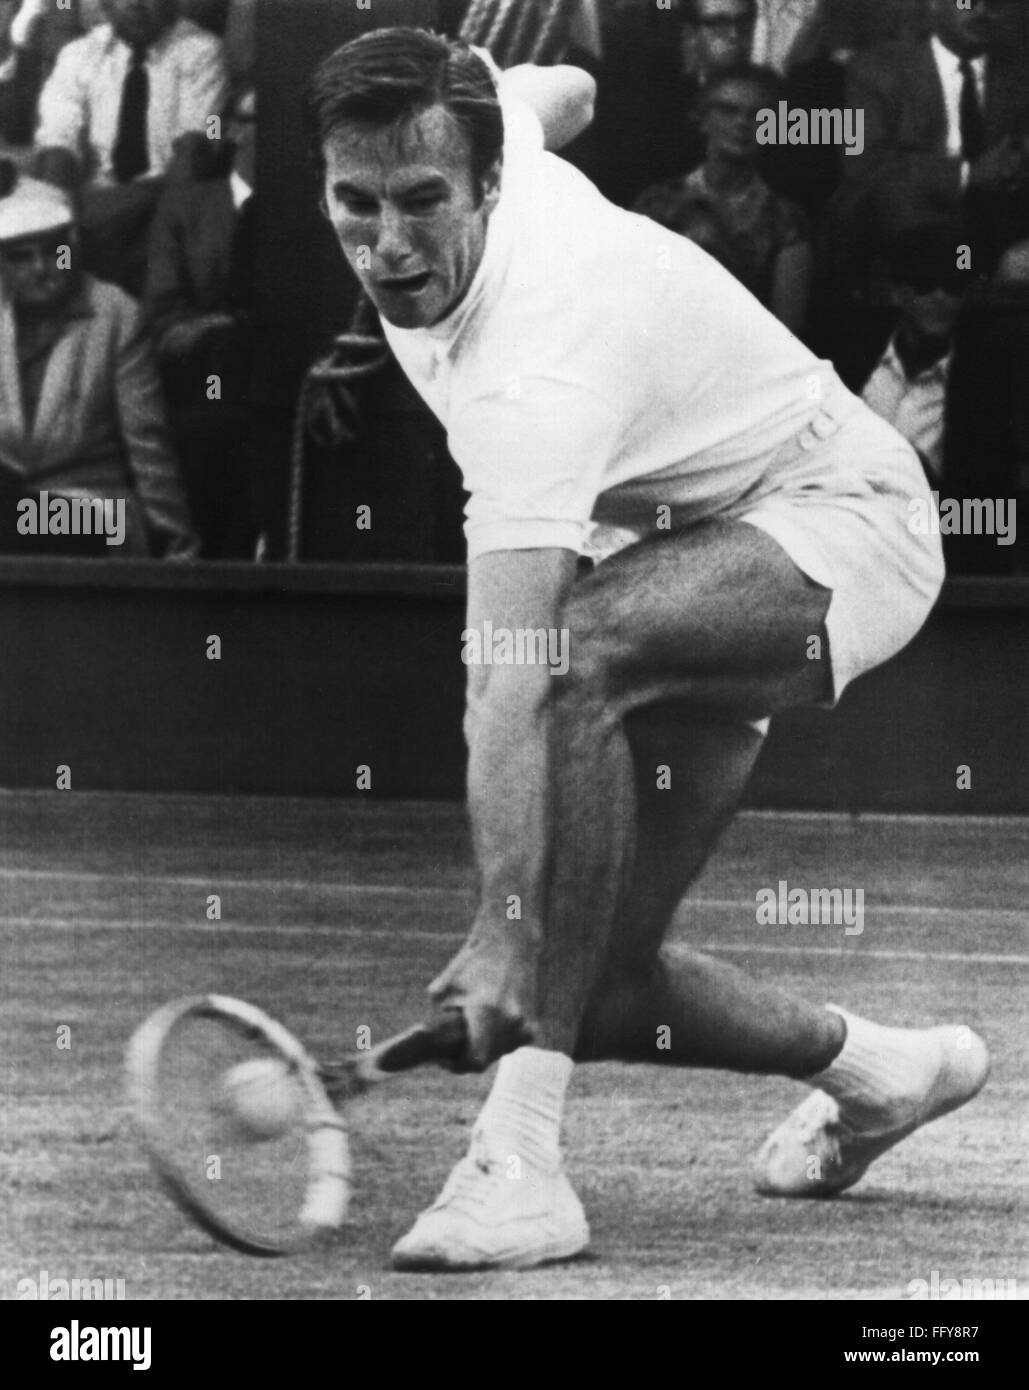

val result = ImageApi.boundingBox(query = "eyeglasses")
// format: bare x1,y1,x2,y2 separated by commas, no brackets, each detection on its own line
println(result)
695,15,756,31
708,100,763,119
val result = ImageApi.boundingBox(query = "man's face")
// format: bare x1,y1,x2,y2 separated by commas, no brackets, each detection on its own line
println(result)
102,0,177,48
689,0,757,76
703,77,766,160
0,229,79,313
321,103,500,330
897,282,962,341
930,0,1010,58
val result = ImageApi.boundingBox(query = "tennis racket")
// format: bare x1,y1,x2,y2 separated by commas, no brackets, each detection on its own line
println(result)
126,994,466,1256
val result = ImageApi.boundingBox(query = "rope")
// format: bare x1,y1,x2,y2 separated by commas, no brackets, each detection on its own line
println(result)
286,331,391,562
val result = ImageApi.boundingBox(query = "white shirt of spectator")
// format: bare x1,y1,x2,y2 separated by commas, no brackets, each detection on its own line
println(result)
229,167,252,211
382,99,838,562
35,17,228,185
751,0,821,76
862,334,951,483
930,33,987,160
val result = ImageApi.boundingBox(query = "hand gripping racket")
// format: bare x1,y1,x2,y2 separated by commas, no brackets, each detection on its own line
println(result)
126,995,466,1256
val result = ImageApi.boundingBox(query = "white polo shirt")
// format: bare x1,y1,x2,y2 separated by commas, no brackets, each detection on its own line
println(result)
383,101,839,562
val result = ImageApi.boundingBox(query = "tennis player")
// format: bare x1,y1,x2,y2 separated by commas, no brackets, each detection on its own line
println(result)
304,27,989,1271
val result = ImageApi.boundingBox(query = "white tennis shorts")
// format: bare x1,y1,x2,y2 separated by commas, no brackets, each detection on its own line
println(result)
585,381,945,721
731,383,945,708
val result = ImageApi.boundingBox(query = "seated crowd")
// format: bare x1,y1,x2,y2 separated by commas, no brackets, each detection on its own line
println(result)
0,0,255,558
0,0,1025,571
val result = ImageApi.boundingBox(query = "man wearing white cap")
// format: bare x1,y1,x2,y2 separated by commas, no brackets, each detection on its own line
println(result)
0,164,197,555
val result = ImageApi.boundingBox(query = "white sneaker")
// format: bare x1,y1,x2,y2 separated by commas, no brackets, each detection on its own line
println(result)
754,1025,990,1197
391,1131,590,1271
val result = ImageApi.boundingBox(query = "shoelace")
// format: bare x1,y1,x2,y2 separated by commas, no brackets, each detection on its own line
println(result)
428,1153,514,1217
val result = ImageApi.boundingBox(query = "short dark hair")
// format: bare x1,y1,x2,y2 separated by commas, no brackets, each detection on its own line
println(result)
303,27,503,195
701,62,782,112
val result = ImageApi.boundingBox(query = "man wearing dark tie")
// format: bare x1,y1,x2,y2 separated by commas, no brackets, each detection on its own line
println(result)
32,0,227,294
842,0,1029,265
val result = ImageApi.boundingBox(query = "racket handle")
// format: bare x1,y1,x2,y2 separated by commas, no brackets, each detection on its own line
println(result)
322,1010,467,1099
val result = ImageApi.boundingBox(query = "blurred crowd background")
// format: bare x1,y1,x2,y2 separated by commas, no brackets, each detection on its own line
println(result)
0,0,1026,572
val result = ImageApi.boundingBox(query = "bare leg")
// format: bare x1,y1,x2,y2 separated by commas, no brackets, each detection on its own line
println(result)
535,519,836,1060
574,711,845,1076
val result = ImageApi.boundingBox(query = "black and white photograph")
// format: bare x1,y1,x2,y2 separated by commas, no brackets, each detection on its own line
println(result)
1,0,1026,1328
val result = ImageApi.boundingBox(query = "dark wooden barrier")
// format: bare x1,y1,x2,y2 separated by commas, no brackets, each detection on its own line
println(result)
1,559,1026,812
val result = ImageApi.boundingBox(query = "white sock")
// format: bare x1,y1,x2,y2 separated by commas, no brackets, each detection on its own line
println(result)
809,1005,937,1130
473,1046,573,1173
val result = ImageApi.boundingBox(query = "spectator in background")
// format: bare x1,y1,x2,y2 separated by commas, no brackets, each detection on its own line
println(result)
0,164,197,555
33,0,228,295
840,0,1029,263
635,64,812,335
583,0,758,208
143,83,256,556
758,1,933,219
0,0,84,145
859,225,969,485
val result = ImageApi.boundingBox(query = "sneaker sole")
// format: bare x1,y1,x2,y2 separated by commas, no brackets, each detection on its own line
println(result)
755,1025,990,1198
391,1224,589,1273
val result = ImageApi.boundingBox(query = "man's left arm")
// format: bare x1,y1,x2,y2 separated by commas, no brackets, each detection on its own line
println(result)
498,63,596,150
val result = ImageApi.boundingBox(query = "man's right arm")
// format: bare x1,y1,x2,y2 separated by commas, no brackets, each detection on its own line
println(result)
498,64,596,151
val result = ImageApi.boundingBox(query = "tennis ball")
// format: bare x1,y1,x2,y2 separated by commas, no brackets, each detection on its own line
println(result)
220,1058,300,1141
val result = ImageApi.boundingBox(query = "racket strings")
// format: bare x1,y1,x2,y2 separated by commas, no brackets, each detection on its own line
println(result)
153,1015,311,1251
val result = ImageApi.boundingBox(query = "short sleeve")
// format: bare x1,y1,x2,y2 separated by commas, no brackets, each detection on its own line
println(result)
450,379,622,560
501,97,545,156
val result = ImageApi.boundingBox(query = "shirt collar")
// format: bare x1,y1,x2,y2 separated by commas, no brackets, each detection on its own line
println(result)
229,169,253,211
101,18,182,60
883,332,953,386
930,33,986,80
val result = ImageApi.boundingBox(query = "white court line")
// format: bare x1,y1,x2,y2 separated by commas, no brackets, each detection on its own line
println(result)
1,916,1027,965
0,869,1025,925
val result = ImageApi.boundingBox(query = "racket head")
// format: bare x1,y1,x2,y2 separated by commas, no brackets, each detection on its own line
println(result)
126,995,350,1257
